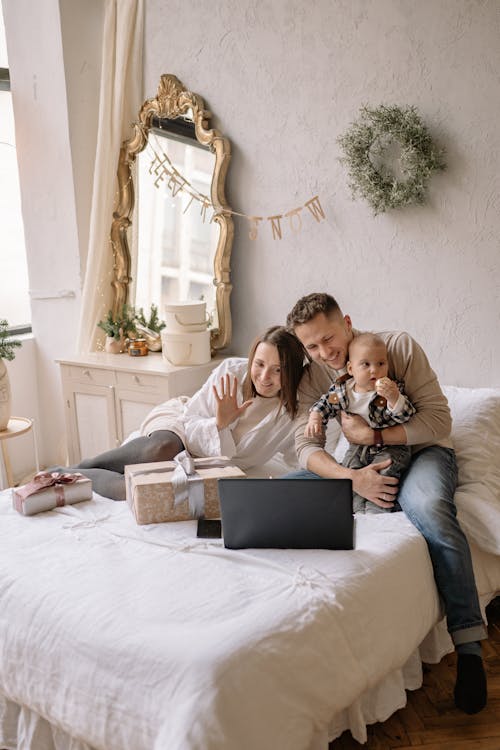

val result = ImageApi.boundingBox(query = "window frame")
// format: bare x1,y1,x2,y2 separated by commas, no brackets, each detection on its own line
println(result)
0,59,32,334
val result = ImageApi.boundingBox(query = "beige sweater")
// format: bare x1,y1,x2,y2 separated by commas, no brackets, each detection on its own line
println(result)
294,329,453,468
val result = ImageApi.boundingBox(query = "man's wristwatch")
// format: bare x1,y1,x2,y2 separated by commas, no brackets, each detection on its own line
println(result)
373,428,384,449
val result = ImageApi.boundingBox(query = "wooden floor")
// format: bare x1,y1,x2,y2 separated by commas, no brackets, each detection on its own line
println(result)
330,597,500,750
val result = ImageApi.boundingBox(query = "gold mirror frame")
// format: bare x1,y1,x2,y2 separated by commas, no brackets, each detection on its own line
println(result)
110,74,234,351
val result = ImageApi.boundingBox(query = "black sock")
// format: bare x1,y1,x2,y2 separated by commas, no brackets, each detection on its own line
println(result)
454,650,487,714
456,641,482,657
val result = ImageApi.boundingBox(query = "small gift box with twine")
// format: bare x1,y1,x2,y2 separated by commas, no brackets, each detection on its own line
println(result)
125,451,245,525
12,471,93,516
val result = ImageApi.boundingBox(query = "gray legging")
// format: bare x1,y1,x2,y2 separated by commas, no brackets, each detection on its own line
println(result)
51,430,184,501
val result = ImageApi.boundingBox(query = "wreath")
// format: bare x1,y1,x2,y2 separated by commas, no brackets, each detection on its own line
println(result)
337,105,445,215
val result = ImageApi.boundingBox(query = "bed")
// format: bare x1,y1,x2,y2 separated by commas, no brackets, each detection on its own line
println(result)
0,385,499,750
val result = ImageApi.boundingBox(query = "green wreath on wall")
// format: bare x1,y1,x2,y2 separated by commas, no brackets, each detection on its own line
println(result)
337,105,446,215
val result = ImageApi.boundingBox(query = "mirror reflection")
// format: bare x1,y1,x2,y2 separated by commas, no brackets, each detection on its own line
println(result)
133,127,218,328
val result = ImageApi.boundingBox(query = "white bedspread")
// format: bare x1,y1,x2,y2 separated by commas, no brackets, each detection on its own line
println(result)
0,493,442,748
0,489,498,750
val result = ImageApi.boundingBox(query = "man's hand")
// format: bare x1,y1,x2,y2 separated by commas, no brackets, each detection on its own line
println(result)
341,411,408,447
351,459,398,508
213,374,253,430
340,412,374,445
305,411,324,438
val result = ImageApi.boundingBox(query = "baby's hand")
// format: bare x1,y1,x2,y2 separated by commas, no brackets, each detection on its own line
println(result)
304,412,324,438
375,377,399,410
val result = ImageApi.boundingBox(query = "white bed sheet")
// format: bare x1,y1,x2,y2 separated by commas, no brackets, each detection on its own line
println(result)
0,488,498,750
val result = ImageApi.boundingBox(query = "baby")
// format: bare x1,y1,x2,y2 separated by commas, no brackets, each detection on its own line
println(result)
305,332,416,513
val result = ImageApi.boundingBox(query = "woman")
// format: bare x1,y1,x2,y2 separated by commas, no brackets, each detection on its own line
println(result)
71,326,306,500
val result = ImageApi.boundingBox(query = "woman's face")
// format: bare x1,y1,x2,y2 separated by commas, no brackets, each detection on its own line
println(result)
250,342,282,398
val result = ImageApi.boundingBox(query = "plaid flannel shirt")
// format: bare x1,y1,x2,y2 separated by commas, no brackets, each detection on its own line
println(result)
310,374,416,428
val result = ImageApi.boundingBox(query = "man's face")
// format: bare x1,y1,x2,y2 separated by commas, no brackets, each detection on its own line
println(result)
294,312,353,370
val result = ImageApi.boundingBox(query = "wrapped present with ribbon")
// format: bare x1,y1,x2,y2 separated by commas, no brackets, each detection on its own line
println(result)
12,471,93,516
125,451,245,525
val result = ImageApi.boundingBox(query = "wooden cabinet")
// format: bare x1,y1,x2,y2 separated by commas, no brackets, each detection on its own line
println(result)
58,352,222,464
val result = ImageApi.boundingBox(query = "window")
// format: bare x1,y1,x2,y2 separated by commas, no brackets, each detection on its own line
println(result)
0,1,31,331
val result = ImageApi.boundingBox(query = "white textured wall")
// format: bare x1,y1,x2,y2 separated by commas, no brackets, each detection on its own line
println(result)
145,0,500,387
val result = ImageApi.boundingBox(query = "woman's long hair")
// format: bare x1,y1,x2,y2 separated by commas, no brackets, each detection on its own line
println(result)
242,326,307,419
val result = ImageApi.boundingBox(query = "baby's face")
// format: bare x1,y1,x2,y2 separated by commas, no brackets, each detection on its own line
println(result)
347,342,389,392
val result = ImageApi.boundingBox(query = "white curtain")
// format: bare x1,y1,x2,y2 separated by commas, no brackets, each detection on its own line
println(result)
77,0,144,353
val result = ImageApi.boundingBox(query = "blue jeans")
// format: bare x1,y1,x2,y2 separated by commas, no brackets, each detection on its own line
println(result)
286,446,487,645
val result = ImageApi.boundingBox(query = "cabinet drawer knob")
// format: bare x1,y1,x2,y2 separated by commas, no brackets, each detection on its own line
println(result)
83,369,90,377
133,375,140,384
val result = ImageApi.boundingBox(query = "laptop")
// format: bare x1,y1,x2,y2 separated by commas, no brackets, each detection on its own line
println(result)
217,478,354,550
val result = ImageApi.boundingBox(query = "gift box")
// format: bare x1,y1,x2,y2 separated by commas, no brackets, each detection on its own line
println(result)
125,452,245,525
13,471,93,516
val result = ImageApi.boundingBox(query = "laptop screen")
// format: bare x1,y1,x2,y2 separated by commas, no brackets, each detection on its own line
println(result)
218,478,354,550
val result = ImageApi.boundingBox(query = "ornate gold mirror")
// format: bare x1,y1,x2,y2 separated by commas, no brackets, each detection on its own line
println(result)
110,74,234,351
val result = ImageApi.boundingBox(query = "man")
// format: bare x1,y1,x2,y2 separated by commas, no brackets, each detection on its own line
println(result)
286,292,487,714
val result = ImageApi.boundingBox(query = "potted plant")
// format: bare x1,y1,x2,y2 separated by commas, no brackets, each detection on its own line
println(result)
97,305,137,353
0,319,22,430
135,303,165,334
133,303,166,351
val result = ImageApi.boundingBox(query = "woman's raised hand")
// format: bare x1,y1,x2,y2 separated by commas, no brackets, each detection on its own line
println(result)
213,374,253,430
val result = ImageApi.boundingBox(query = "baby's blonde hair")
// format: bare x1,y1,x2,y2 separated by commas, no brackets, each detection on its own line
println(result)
348,332,387,357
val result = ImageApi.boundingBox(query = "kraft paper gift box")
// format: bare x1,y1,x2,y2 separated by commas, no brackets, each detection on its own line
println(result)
125,452,245,525
13,471,93,516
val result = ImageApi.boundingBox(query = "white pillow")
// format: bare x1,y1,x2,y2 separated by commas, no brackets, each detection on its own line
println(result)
443,386,500,555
